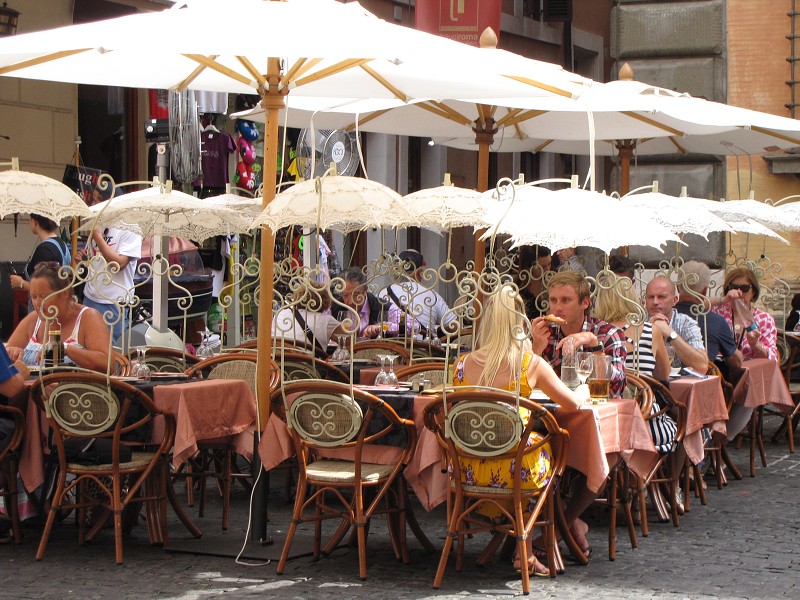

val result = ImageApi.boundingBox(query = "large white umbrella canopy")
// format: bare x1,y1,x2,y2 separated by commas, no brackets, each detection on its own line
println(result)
0,164,91,221
252,175,409,234
87,186,252,241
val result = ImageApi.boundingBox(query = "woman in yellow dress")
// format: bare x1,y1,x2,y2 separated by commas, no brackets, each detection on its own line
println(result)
451,284,588,575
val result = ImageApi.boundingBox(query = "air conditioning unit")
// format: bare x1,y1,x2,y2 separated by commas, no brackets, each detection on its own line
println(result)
543,0,572,23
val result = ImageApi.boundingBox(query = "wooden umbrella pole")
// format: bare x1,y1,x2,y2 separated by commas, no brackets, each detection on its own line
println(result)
256,57,286,427
615,139,636,257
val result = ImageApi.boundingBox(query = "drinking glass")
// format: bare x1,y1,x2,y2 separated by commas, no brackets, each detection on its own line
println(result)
131,346,144,378
374,354,389,385
197,333,214,359
133,346,152,380
337,334,350,362
331,336,343,361
386,354,399,386
575,352,593,385
380,321,391,339
666,344,677,367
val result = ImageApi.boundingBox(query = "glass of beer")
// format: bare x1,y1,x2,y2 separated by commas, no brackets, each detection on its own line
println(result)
588,355,612,403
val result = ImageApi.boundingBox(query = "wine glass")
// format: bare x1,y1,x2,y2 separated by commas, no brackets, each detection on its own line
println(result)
131,346,144,378
666,344,677,367
337,334,350,362
386,354,399,386
197,333,214,359
133,345,152,380
380,321,391,339
374,353,389,385
330,335,343,361
575,352,593,386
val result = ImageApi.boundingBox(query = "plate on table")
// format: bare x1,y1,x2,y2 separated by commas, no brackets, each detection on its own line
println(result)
148,372,190,379
329,359,375,366
112,376,141,383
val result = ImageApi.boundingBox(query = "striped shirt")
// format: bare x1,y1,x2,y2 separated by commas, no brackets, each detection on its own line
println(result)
624,321,657,376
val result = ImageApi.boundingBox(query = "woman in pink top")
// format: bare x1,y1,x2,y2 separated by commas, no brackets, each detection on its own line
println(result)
713,267,777,361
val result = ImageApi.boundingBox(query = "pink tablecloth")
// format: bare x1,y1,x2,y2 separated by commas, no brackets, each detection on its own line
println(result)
152,379,257,468
669,375,728,465
259,395,657,511
733,358,794,412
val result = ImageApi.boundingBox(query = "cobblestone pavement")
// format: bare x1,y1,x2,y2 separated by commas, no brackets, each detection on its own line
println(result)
2,416,798,599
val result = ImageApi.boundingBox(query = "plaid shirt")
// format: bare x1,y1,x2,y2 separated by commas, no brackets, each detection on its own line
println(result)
542,316,628,398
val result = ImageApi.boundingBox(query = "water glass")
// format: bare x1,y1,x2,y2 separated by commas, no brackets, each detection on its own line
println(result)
374,354,389,385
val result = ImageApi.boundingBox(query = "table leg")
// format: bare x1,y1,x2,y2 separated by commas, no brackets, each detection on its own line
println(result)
166,471,202,538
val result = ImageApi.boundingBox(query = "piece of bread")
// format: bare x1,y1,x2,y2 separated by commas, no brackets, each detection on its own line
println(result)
543,314,567,325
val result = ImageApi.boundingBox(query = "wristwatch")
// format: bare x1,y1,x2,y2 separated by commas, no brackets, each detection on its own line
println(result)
586,344,604,353
667,330,678,342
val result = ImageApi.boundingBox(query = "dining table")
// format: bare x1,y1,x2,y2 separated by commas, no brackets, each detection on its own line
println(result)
731,358,793,412
668,374,728,465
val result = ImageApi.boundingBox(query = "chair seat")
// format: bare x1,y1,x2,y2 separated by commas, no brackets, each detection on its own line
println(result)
307,460,395,483
68,451,158,472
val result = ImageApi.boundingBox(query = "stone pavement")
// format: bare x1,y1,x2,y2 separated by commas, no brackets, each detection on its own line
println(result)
2,416,799,600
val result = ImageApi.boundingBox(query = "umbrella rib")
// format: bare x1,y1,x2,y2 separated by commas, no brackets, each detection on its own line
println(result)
494,108,524,127
342,109,391,132
418,102,473,126
176,55,218,92
534,139,554,153
358,63,408,102
0,49,91,76
183,54,254,87
667,136,688,154
282,58,316,88
750,125,800,146
236,56,267,89
293,59,373,89
621,111,685,136
502,74,575,98
498,109,546,128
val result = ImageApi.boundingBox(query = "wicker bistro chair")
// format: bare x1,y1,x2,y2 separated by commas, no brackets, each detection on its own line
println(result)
634,374,688,526
351,340,411,365
271,380,416,580
394,361,449,387
423,389,569,595
704,362,743,489
133,347,201,374
182,354,270,529
775,332,800,452
0,404,25,543
31,372,175,564
277,351,350,383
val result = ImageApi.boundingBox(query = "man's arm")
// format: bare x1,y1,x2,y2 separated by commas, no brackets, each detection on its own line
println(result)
651,314,708,372
90,229,132,268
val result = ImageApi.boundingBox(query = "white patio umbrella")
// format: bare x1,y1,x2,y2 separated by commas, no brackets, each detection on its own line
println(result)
0,159,91,221
482,185,682,254
402,179,493,230
700,198,789,232
87,187,252,241
252,175,409,234
620,184,736,239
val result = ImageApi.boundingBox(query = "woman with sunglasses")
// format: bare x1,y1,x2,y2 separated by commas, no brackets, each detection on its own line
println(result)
5,262,111,372
713,267,777,361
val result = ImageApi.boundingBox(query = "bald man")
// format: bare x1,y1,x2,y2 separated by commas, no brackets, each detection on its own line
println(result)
645,276,709,373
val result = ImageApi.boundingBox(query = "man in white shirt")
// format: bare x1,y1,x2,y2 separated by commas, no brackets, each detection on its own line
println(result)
80,186,142,345
379,249,456,337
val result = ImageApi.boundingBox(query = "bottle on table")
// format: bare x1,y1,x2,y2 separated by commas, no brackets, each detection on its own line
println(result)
42,325,65,367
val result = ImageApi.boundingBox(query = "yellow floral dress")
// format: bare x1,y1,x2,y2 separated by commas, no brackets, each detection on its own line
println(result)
451,352,554,499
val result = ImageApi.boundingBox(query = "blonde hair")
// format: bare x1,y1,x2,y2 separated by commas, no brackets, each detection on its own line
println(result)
594,274,641,324
473,284,530,387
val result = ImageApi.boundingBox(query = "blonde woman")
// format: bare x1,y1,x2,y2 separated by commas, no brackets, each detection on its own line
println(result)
451,284,587,575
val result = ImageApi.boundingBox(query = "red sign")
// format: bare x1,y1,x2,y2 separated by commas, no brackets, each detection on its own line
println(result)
415,0,502,47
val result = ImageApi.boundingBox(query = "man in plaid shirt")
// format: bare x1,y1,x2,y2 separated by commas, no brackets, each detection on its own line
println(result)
531,270,627,398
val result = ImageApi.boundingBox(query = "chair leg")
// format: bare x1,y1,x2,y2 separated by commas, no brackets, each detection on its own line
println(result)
749,412,757,477
620,470,637,549
432,493,462,589
276,477,308,575
756,408,767,468
607,468,618,561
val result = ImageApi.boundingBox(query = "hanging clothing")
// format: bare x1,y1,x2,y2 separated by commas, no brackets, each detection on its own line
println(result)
194,130,235,188
195,92,229,114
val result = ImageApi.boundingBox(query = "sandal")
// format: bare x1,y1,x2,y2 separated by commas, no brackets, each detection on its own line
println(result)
514,554,549,577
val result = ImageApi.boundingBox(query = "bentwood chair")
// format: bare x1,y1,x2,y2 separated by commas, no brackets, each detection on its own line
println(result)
774,332,800,452
132,347,201,374
271,380,416,580
424,389,569,594
394,361,449,387
351,340,411,365
0,405,25,543
183,354,272,529
31,372,174,564
633,374,688,534
703,362,743,489
277,351,349,383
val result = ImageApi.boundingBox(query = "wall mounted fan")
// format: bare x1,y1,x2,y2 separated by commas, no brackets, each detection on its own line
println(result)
295,129,359,179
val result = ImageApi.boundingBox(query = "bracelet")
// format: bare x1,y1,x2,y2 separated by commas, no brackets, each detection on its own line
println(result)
586,344,604,353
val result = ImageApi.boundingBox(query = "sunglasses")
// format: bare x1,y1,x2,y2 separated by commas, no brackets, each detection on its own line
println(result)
728,283,752,293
